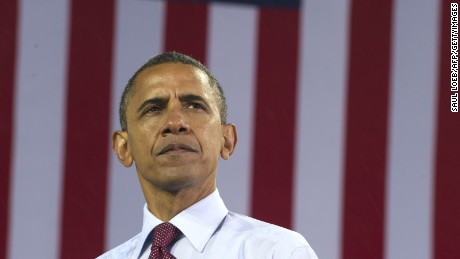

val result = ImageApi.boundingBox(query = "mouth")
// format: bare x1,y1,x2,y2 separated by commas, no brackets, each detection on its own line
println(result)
158,143,197,155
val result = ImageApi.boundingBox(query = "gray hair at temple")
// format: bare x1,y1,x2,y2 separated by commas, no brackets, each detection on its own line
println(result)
119,52,228,131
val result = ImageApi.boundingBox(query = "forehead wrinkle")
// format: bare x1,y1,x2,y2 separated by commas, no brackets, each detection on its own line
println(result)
141,63,213,92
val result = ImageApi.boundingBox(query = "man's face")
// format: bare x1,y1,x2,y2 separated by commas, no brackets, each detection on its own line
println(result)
116,63,235,192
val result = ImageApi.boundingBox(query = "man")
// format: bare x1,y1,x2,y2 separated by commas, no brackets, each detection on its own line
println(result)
98,52,318,259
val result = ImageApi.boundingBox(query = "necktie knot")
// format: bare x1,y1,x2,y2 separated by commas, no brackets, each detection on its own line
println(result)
149,222,182,259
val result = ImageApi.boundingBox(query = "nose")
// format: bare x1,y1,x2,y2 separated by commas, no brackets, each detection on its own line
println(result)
160,107,191,136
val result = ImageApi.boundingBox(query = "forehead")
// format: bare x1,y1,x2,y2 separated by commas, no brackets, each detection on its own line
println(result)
131,63,216,102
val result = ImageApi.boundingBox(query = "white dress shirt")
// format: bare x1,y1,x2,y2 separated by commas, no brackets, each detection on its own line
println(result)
97,190,318,259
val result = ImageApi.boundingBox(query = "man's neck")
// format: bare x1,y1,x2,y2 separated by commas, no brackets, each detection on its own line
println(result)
142,182,216,222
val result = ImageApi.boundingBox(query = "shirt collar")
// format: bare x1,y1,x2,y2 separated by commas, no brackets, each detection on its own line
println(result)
133,189,228,257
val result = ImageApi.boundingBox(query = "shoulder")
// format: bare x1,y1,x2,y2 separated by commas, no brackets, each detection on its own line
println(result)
220,212,318,258
96,233,141,259
222,212,306,244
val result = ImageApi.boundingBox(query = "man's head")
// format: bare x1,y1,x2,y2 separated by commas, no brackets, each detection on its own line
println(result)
119,52,227,131
112,53,237,194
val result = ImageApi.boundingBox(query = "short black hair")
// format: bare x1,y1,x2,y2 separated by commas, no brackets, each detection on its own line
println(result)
119,52,227,131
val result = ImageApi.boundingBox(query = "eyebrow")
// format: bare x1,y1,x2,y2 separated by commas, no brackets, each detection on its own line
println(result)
179,94,210,109
136,97,168,114
136,94,211,114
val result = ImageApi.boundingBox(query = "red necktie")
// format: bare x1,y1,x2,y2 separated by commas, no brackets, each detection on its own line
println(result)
148,222,182,259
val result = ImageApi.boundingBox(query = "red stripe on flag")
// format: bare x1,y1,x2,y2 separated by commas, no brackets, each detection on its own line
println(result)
59,1,115,258
164,1,208,63
341,1,393,258
433,1,460,258
0,2,18,258
250,8,300,229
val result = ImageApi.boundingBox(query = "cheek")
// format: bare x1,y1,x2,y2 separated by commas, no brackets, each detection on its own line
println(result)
128,128,155,158
199,124,223,152
127,135,141,159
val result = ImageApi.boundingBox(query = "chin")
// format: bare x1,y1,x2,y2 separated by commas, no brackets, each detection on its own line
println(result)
155,171,198,191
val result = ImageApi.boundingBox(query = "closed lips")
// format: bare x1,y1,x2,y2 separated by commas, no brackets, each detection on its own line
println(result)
158,143,196,155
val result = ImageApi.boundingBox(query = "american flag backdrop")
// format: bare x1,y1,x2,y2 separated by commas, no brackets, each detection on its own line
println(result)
0,0,459,258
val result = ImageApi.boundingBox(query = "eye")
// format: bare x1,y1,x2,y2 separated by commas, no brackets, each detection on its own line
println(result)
187,103,204,110
144,106,162,114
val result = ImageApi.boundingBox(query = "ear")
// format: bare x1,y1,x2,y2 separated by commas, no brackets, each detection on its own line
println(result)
220,124,237,160
112,130,133,167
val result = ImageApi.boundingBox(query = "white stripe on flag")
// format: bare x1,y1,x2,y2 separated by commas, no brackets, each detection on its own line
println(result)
294,1,350,258
105,0,166,250
208,2,258,216
384,0,440,258
8,0,69,258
